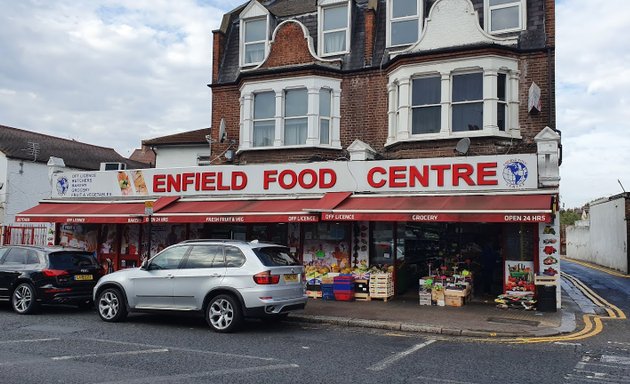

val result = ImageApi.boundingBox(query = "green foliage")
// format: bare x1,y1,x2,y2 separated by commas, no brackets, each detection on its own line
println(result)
560,209,581,226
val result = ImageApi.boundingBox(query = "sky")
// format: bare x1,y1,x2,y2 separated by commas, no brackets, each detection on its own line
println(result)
0,0,628,209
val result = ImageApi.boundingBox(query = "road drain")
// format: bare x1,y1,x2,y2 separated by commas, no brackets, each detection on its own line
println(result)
486,317,540,327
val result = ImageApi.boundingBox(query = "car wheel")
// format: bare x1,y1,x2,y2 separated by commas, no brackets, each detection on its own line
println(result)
97,288,127,322
206,294,242,333
12,283,39,314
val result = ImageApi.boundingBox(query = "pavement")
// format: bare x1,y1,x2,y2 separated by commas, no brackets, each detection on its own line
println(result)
288,289,583,338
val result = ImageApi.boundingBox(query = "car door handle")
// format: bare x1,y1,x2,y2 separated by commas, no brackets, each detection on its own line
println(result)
210,273,222,277
166,274,174,279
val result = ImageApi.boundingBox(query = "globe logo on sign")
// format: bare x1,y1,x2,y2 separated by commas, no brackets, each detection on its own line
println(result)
56,176,69,195
502,161,528,187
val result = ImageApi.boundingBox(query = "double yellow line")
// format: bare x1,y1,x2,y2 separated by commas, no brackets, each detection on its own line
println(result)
561,257,630,278
479,272,625,344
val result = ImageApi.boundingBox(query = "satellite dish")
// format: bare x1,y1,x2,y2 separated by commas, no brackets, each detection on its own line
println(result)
455,137,470,155
218,118,227,143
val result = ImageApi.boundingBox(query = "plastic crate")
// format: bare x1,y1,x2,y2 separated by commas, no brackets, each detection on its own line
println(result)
334,291,355,301
321,284,335,300
333,283,355,291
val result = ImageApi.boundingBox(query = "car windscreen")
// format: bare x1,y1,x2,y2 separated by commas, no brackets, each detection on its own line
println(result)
48,252,99,269
253,246,300,266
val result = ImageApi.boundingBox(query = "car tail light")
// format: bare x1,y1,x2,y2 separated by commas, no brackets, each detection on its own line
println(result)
253,271,280,285
42,269,69,277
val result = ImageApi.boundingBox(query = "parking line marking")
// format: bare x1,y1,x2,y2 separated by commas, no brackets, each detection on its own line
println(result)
0,338,61,344
97,363,300,384
52,348,169,360
83,337,280,361
367,339,437,371
414,377,479,384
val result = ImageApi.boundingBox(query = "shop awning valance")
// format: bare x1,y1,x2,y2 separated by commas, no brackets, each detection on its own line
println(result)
149,193,351,223
16,196,179,224
319,194,554,223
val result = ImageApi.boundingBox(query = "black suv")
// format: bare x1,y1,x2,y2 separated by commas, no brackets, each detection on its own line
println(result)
0,245,102,314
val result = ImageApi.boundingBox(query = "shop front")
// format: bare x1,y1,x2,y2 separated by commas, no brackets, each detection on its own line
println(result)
16,153,560,307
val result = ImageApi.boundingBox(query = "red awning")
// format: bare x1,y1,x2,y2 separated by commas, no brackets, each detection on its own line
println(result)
152,196,330,223
16,202,147,224
320,194,554,223
15,196,179,224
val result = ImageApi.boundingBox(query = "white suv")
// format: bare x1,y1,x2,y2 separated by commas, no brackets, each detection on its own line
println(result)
93,240,307,332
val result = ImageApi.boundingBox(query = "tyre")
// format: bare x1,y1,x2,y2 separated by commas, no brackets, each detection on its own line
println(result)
206,294,242,333
97,288,127,322
12,283,39,314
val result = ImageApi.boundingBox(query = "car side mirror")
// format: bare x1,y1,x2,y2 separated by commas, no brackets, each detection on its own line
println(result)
140,260,149,270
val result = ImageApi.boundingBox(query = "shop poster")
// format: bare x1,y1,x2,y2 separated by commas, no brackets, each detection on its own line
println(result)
58,224,99,253
504,260,535,294
538,219,560,277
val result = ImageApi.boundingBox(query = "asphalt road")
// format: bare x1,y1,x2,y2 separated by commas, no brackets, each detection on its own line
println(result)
0,261,628,384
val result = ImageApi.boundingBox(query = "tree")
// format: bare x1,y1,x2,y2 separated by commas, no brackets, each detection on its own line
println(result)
560,209,581,227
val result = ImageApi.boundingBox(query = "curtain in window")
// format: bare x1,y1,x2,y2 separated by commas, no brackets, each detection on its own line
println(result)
245,43,265,64
324,31,346,53
284,118,307,145
253,121,275,147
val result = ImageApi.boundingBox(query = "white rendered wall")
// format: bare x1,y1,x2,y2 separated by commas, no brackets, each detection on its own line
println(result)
0,153,8,224
154,145,210,168
566,225,590,261
4,159,52,225
589,198,628,273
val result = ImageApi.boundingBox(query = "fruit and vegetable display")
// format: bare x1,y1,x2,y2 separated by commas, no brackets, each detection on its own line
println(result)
505,262,535,292
495,293,536,310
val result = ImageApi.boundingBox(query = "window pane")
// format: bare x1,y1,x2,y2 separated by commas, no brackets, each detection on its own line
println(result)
393,0,417,18
491,6,520,31
498,102,506,131
185,245,223,269
245,43,265,64
320,119,330,144
497,73,506,101
254,91,275,119
412,76,441,105
150,246,188,270
324,5,348,30
49,252,97,269
284,118,308,145
412,106,441,134
324,31,346,53
319,89,331,116
253,120,275,147
245,19,266,42
490,0,519,6
452,103,483,132
453,73,482,102
225,246,246,268
391,20,418,45
254,246,300,266
285,89,307,117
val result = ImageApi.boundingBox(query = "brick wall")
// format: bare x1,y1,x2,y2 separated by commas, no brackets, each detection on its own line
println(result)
262,22,315,69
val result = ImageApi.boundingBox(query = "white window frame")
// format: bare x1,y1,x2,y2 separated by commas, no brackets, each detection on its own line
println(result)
484,0,527,34
386,56,520,146
387,0,423,48
239,76,342,152
239,2,270,69
319,88,332,145
318,0,351,56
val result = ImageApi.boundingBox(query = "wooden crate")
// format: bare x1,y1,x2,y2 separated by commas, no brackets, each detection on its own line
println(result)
444,295,464,307
354,292,371,301
307,290,322,299
419,292,432,306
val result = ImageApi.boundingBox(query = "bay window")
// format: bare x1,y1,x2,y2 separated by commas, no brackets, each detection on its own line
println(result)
240,77,342,151
386,56,520,146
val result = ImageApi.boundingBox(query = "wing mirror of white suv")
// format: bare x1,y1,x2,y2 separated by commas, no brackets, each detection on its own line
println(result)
140,259,149,270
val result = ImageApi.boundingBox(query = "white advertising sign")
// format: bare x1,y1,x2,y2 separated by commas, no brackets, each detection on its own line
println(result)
51,154,538,198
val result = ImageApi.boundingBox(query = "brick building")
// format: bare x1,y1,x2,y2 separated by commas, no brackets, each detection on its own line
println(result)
18,0,561,305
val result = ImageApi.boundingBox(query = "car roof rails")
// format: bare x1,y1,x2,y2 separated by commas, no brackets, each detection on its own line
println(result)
179,239,248,244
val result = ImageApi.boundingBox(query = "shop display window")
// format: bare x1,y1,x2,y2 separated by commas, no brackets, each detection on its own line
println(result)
249,224,287,244
58,224,99,253
99,224,118,255
302,222,351,273
120,224,140,255
370,222,394,267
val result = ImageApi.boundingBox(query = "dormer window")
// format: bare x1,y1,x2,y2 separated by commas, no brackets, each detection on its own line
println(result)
485,0,526,34
388,0,423,47
242,18,267,66
239,1,270,68
318,0,351,56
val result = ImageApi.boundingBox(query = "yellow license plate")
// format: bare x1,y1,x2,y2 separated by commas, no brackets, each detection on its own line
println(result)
283,274,298,283
74,274,93,281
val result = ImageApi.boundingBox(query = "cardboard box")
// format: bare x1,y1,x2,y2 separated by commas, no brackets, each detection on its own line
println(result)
445,295,464,307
